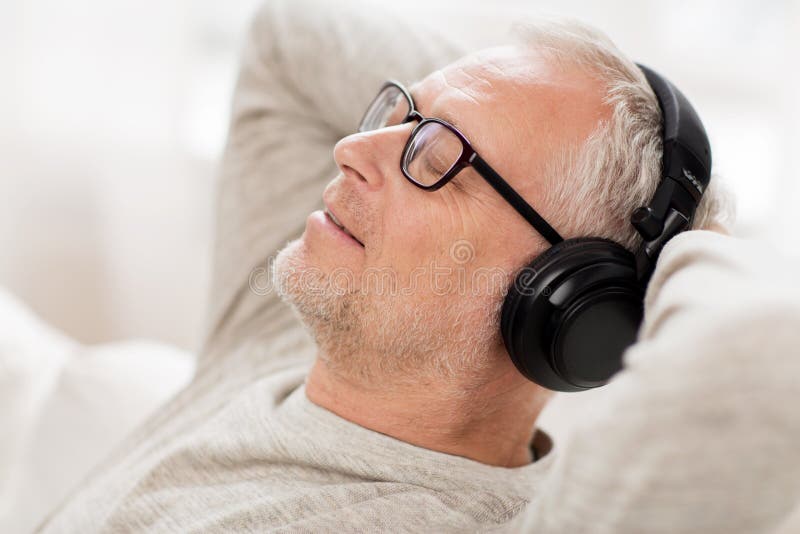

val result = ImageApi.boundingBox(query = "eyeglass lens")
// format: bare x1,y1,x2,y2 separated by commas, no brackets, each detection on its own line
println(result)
360,85,463,186
359,85,410,132
403,122,463,187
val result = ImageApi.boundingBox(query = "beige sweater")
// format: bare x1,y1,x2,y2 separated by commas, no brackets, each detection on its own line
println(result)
39,0,800,532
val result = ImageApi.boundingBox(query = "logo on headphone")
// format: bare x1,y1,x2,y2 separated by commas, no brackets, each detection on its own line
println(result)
682,168,704,195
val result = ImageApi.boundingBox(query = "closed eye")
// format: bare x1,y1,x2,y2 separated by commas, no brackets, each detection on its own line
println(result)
424,157,448,178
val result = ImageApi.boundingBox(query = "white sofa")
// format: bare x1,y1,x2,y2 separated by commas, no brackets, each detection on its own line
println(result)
0,289,194,532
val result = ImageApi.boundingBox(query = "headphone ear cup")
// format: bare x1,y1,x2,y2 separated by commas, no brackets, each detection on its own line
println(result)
500,239,584,340
501,237,643,391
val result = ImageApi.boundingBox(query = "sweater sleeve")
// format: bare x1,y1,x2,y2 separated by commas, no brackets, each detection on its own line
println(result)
523,230,800,534
201,0,463,364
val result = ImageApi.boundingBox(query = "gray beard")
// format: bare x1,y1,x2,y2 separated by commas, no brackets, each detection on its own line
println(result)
271,240,503,385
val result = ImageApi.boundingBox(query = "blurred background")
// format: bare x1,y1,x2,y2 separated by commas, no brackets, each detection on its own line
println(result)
1,0,798,351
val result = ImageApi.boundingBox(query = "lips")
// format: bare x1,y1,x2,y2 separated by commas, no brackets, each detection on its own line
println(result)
324,207,364,247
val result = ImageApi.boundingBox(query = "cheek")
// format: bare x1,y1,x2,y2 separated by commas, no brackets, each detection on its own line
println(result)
376,198,454,268
370,182,521,293
376,224,433,281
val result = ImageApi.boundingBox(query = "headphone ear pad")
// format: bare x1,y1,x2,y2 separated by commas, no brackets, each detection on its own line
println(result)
501,237,643,391
500,237,609,341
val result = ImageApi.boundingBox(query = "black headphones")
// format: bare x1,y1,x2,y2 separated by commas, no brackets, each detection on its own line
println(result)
500,64,712,392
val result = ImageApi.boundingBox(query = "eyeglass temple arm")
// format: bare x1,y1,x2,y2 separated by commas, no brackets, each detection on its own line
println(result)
469,153,564,245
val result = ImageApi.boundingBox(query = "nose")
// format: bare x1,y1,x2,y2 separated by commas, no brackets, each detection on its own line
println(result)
333,125,411,190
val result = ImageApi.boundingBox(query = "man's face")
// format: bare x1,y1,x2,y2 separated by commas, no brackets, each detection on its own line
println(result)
273,46,608,380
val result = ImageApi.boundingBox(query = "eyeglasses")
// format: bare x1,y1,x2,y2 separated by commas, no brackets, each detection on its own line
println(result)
358,80,564,245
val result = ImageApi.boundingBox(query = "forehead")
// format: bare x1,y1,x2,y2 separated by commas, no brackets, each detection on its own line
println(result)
408,46,609,178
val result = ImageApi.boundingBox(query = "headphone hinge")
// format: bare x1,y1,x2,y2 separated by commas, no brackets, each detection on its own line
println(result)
634,207,689,283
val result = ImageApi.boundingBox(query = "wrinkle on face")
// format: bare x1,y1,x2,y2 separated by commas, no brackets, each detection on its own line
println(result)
438,69,485,108
400,44,611,264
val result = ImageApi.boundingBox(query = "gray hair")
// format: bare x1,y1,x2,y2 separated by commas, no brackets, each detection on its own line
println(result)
513,18,733,251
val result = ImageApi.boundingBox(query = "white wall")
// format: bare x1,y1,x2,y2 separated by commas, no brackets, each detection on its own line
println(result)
1,0,798,349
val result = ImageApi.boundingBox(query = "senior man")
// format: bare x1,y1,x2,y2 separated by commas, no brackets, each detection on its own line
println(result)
39,0,800,532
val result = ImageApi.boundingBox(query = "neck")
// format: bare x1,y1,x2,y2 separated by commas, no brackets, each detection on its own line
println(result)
305,352,550,468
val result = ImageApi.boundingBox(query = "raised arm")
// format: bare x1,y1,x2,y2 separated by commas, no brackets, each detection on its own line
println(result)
202,0,463,363
522,230,800,533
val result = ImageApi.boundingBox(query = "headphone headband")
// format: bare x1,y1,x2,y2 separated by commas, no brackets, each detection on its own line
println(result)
631,64,711,282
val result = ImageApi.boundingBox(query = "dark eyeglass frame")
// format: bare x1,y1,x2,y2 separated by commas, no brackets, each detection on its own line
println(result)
359,80,564,246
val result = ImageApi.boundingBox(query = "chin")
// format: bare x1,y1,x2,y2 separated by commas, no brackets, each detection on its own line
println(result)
272,237,312,298
272,235,366,350
272,236,350,311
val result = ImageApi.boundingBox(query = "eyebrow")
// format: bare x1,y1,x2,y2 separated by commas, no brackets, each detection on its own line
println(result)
407,83,465,133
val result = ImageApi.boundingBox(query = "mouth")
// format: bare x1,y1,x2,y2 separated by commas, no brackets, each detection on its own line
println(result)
324,207,364,247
